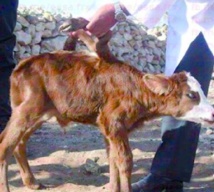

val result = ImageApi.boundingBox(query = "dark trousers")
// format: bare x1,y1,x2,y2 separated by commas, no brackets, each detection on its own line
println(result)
0,0,18,132
151,33,214,182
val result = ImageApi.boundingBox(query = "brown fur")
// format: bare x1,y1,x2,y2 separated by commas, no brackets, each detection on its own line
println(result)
0,34,198,192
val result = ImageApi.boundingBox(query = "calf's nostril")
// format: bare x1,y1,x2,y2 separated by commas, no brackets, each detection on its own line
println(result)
212,112,214,118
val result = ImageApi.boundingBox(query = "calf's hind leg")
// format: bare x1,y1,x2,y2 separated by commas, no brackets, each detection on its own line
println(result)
13,122,44,190
0,102,45,192
13,109,57,189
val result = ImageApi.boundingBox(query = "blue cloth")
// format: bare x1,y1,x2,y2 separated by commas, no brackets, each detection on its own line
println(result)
151,32,214,182
0,0,18,67
0,0,18,132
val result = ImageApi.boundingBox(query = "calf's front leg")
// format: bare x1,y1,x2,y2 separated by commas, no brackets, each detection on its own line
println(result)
100,117,133,192
108,128,133,192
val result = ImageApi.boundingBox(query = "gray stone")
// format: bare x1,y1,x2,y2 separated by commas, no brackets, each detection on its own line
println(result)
35,22,45,32
26,15,39,24
146,55,154,63
17,15,29,27
25,24,36,36
45,22,56,30
124,33,133,41
15,22,22,31
19,46,26,56
83,158,101,175
43,12,55,22
32,45,41,55
54,14,63,22
42,30,52,38
16,31,32,45
153,47,162,57
25,45,31,54
32,32,42,44
20,53,31,59
41,36,67,52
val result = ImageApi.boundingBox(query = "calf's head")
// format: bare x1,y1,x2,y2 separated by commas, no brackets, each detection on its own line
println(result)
143,71,214,127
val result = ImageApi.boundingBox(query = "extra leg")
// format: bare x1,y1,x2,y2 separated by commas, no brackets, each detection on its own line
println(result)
0,95,45,192
13,107,60,189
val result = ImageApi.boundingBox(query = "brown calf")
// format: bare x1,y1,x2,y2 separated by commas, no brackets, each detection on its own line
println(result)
0,31,214,192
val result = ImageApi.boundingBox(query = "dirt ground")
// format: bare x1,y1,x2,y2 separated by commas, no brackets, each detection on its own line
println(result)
8,82,214,192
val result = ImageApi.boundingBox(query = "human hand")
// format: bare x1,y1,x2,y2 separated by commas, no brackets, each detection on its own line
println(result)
85,4,116,38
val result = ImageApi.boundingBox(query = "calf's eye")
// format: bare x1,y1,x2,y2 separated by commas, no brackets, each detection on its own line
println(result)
186,92,197,100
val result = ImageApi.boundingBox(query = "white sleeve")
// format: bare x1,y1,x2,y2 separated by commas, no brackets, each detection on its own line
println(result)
121,0,177,28
192,1,214,30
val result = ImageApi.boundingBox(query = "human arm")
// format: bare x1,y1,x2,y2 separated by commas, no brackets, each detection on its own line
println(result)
85,3,130,38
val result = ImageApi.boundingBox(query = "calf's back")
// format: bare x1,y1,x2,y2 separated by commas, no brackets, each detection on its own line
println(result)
10,51,150,127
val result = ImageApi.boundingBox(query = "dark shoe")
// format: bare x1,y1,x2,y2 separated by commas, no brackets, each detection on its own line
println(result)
132,173,183,192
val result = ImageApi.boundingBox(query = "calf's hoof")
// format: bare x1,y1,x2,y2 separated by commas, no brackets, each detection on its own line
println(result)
25,180,46,190
26,183,46,190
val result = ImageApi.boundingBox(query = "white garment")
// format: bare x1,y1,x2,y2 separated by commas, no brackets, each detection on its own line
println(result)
121,0,214,75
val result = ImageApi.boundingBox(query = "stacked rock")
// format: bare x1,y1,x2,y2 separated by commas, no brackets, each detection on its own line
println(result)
14,6,71,59
14,7,167,74
110,19,166,73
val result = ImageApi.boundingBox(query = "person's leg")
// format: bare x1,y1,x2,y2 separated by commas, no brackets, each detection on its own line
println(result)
132,32,214,192
0,0,18,132
0,66,15,131
151,32,213,181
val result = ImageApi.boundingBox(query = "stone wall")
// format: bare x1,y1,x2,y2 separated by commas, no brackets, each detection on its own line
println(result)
14,7,167,73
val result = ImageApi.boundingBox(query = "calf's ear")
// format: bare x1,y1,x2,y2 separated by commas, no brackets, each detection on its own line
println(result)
143,74,172,95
